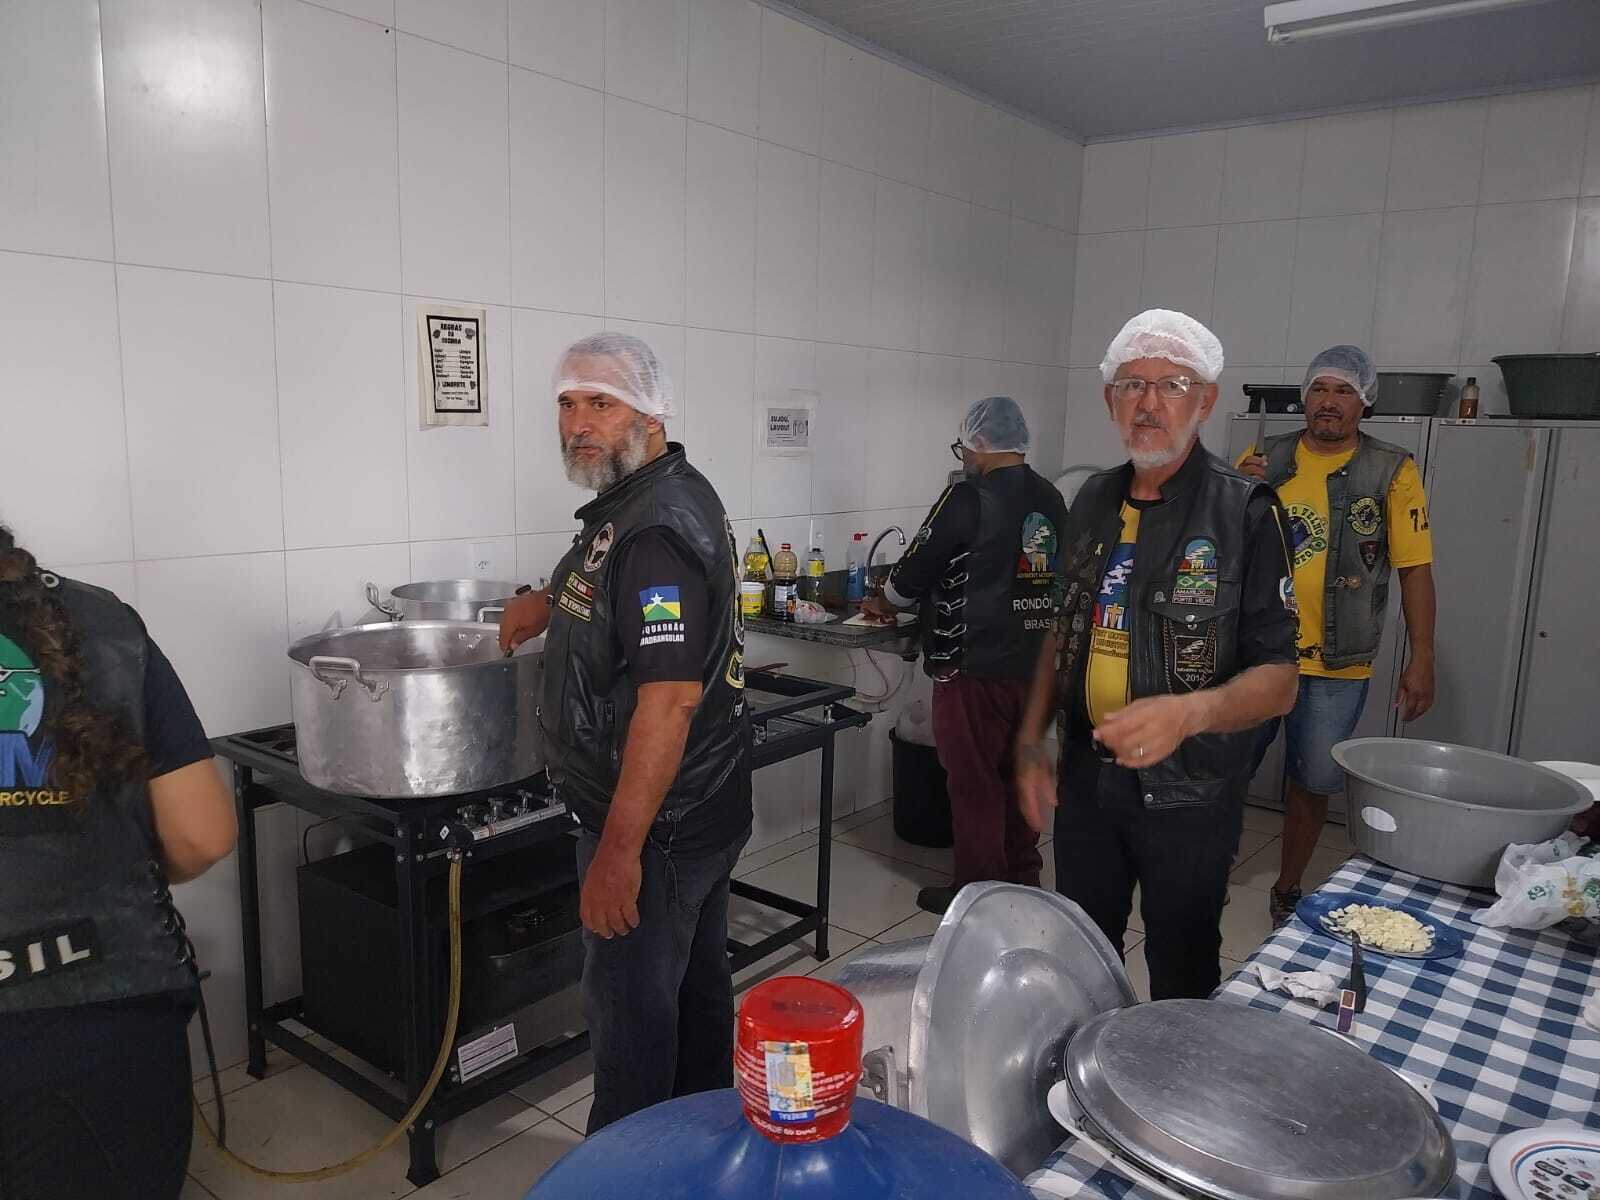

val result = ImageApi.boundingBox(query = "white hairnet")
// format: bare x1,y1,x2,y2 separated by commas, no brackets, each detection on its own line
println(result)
553,331,676,419
1099,308,1225,384
958,395,1031,454
1303,344,1377,406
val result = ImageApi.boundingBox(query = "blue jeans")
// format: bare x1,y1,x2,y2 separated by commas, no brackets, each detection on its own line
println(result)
1252,675,1371,796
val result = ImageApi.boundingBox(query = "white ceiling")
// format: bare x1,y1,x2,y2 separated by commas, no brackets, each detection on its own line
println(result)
778,0,1600,139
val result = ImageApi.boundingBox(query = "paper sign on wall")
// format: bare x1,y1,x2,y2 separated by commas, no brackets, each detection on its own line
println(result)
760,390,817,457
417,304,487,428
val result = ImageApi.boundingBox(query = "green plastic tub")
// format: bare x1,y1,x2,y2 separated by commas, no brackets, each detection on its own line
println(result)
1492,354,1600,419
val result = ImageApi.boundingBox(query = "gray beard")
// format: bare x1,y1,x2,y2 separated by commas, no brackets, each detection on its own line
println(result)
562,417,651,492
1125,409,1203,471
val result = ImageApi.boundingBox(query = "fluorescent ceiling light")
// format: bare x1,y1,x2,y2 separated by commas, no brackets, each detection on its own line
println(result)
1265,0,1565,43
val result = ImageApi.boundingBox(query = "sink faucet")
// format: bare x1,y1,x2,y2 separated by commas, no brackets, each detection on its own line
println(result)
867,525,907,574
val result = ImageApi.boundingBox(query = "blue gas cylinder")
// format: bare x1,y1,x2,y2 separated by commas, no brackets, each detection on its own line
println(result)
524,1088,1033,1199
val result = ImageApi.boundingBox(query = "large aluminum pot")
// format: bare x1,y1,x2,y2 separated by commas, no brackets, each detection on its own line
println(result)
365,579,523,623
288,621,542,798
1334,737,1593,887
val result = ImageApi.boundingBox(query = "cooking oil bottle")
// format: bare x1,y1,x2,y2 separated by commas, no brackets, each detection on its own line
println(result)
741,535,769,619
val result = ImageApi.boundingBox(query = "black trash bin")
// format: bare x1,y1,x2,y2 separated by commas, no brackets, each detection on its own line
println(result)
890,728,954,848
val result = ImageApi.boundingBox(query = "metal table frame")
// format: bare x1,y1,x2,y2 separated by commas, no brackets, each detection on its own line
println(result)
216,668,868,1186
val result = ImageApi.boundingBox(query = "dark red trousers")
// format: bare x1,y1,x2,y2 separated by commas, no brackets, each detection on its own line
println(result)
931,675,1042,888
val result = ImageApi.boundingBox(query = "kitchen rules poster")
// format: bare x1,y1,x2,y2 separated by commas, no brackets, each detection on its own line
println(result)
417,303,487,427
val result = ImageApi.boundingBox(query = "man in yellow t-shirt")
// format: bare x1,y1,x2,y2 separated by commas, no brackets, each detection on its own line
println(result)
1238,345,1437,927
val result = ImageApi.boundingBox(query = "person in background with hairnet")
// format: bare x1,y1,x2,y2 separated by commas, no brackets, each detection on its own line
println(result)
498,332,752,1131
863,396,1070,914
1236,345,1436,927
1013,309,1299,1000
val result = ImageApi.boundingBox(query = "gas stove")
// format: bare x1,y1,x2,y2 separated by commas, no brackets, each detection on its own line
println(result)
214,722,567,849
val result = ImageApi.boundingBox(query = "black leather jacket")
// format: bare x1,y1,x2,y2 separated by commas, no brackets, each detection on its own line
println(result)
540,446,747,825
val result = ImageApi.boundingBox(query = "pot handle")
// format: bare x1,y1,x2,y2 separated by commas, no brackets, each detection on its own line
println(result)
860,1045,908,1110
308,655,389,702
364,582,401,621
476,604,506,625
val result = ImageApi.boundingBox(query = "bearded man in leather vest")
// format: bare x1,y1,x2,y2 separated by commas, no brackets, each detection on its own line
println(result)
498,333,751,1134
863,396,1069,916
1015,309,1299,1001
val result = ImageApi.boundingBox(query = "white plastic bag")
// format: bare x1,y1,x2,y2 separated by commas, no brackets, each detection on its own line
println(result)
792,599,829,625
895,699,936,747
1472,833,1600,930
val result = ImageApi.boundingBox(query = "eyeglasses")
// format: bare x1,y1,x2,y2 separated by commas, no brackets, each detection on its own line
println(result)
1109,376,1204,403
950,440,966,461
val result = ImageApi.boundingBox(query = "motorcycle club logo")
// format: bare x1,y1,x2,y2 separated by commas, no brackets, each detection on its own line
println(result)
583,522,615,573
1284,503,1328,570
1347,496,1382,537
1,634,65,803
1016,512,1059,579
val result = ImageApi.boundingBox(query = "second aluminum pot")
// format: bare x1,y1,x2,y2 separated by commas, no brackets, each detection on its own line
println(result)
366,579,523,623
288,620,542,798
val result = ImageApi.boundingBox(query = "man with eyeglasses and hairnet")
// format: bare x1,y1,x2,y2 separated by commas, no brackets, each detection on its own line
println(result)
498,332,752,1132
1014,309,1299,1000
1236,345,1436,927
863,396,1069,915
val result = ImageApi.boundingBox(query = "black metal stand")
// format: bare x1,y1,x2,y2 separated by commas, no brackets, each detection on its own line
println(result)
217,669,867,1187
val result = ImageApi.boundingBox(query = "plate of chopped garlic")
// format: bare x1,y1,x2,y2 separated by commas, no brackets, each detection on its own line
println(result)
1296,893,1464,961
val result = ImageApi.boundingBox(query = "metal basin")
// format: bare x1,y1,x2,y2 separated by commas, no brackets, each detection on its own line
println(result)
1062,1000,1456,1200
1333,737,1592,887
836,881,1133,1177
288,621,542,798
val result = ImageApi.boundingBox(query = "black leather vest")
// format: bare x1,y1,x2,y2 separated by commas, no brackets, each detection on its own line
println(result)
540,445,747,823
922,465,1070,682
0,579,198,1012
1055,446,1269,810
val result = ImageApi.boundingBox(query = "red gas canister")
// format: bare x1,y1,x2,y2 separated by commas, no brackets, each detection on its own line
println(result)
735,976,863,1143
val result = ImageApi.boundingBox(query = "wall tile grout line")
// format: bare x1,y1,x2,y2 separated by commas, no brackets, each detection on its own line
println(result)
93,0,140,581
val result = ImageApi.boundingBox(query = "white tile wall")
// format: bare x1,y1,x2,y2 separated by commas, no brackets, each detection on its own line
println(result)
101,0,271,277
1,0,1081,1077
1067,82,1599,448
0,0,113,260
264,0,400,294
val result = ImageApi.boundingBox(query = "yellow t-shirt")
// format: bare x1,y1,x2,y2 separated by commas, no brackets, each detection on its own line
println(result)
1239,440,1433,679
1085,503,1140,725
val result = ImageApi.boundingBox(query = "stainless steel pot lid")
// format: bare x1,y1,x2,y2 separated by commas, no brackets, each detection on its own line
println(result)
1064,1000,1456,1200
908,883,1135,1177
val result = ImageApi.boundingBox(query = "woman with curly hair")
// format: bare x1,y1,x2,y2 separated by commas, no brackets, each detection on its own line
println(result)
0,525,236,1200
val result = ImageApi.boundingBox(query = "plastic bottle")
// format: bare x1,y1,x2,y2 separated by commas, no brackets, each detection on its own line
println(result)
772,544,798,622
800,533,826,605
1458,376,1480,420
741,535,769,619
846,532,867,604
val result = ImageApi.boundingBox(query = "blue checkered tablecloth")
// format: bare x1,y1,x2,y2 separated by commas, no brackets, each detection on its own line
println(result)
1026,855,1600,1199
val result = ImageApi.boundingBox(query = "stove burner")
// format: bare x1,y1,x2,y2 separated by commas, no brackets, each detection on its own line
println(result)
237,723,300,765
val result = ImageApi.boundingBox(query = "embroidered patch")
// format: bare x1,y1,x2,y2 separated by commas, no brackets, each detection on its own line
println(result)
1179,538,1217,574
557,591,592,622
1280,575,1299,615
1285,503,1328,570
1358,539,1381,571
640,586,682,623
725,648,745,689
1016,512,1059,578
1164,621,1217,692
583,523,615,573
564,573,594,601
0,919,98,987
1348,496,1383,537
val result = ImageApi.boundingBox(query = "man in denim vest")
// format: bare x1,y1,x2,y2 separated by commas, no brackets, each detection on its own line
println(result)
1238,345,1437,927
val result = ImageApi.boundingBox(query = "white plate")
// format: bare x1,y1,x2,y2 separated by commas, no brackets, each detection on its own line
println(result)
1489,1121,1600,1200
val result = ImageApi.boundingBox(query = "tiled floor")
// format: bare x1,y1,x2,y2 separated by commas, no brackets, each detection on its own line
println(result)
181,801,1351,1198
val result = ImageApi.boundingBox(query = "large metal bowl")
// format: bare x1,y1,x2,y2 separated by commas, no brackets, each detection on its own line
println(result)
836,881,1133,1177
1333,737,1593,887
